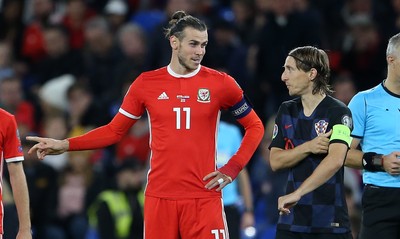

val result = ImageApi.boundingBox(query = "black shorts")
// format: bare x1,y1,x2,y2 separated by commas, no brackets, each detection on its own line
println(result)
275,230,352,239
359,184,400,239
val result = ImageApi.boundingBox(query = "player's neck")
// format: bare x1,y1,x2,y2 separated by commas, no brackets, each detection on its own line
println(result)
301,93,326,116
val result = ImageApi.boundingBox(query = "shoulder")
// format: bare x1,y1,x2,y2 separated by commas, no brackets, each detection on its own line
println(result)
0,108,13,121
199,66,227,77
140,67,168,80
280,97,301,110
353,83,383,99
326,95,348,108
198,66,233,83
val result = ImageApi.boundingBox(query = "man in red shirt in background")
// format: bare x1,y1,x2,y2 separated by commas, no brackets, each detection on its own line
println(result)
0,108,32,239
27,10,264,239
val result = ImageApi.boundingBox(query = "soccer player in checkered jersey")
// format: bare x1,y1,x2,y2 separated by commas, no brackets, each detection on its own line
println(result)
0,108,32,239
27,10,264,239
269,46,353,239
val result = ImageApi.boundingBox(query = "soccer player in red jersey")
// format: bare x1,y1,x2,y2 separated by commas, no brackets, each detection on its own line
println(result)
0,108,32,239
27,11,264,239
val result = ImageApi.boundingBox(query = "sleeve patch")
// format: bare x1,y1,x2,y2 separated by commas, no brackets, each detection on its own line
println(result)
272,124,278,139
330,124,352,146
341,115,353,129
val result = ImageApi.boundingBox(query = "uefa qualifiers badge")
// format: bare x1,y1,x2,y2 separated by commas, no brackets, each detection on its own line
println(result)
197,88,210,103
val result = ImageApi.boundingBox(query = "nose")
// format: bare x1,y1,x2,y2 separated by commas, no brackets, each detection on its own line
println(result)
196,46,205,55
281,71,288,82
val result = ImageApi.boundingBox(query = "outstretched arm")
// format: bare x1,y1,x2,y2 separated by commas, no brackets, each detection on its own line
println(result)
27,113,136,159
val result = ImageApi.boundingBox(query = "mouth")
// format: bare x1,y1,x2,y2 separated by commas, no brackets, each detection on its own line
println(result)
192,58,201,64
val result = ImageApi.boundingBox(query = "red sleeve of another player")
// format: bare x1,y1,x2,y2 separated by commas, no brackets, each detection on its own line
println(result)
218,109,264,180
4,115,23,160
68,113,137,151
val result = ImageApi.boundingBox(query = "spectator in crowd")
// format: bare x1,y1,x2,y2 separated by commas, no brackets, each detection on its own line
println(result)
33,24,84,86
0,76,37,135
61,0,96,50
54,150,106,239
87,157,146,239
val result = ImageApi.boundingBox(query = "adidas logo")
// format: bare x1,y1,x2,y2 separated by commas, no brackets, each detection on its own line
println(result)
157,92,169,100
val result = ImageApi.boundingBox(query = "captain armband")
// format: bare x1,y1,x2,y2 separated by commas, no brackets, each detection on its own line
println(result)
229,97,252,119
362,152,385,172
329,124,352,147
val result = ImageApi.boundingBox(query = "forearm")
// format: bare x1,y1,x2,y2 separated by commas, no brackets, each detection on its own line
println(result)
219,110,264,180
345,148,363,169
270,142,311,171
295,148,347,196
9,163,31,231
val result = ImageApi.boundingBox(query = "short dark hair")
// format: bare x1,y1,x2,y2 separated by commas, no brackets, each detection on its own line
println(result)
164,10,207,40
288,46,333,95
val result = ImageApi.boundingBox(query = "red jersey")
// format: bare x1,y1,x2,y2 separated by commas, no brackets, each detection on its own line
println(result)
0,108,24,234
119,66,243,199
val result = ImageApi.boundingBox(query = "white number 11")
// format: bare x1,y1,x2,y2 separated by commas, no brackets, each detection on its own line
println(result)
173,107,191,129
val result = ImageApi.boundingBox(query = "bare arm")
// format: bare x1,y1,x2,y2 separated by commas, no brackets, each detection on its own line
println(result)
278,142,347,214
344,138,363,169
346,138,400,175
8,162,32,239
270,130,331,171
237,169,255,228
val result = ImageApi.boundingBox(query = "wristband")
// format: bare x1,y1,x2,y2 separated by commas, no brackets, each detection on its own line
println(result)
362,152,384,172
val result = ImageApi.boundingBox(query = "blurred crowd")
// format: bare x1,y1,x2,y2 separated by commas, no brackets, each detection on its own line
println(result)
0,0,396,238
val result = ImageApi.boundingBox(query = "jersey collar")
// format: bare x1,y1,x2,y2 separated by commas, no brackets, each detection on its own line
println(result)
167,64,201,78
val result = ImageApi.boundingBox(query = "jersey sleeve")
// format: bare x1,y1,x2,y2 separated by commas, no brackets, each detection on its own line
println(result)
347,92,365,138
328,105,353,147
219,74,244,109
4,115,24,163
268,105,286,149
119,75,145,119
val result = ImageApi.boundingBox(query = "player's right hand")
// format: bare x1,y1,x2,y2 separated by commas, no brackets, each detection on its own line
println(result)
307,130,332,154
26,136,69,160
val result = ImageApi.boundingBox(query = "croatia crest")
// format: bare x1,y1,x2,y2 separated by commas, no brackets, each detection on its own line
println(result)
314,120,328,136
197,88,210,103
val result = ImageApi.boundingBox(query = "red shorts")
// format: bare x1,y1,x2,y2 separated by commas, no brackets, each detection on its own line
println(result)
144,196,229,239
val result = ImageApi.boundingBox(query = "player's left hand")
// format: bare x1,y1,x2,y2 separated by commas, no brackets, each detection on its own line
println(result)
203,171,232,191
278,191,301,215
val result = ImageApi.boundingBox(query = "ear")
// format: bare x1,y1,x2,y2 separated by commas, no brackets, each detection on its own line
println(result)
170,36,178,50
387,55,395,65
309,68,317,81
